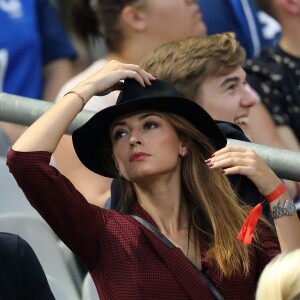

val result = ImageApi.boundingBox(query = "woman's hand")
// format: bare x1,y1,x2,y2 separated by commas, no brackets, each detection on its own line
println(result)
207,147,300,252
205,145,282,196
74,60,156,101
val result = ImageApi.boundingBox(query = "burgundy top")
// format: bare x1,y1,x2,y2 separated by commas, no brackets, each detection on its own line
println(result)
7,149,280,300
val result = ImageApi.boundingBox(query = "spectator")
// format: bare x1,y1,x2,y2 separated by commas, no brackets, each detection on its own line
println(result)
139,32,298,206
7,61,300,299
0,232,55,300
0,0,77,150
54,0,207,207
245,0,300,152
194,1,295,156
197,0,281,58
256,248,300,300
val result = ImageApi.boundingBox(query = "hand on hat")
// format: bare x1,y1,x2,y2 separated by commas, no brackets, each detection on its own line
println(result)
75,60,156,100
205,145,282,196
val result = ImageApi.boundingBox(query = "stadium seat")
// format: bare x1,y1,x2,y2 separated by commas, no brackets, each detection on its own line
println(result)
47,274,73,300
82,273,99,300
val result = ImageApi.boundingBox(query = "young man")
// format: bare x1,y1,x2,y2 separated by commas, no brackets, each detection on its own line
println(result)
140,33,267,143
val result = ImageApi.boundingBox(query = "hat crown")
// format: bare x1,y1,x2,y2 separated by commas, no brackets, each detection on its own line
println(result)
116,79,182,105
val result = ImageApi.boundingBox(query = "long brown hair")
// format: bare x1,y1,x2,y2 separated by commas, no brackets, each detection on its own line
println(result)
117,112,257,278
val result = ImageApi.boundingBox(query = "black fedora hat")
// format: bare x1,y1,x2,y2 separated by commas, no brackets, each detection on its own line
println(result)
72,78,227,178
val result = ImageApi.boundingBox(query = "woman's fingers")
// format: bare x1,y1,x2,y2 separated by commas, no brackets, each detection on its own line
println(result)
123,63,155,86
213,145,253,157
206,146,266,176
87,60,156,96
206,145,281,194
206,146,258,170
105,61,155,86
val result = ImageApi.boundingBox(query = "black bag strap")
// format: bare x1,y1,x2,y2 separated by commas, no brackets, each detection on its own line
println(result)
129,213,224,300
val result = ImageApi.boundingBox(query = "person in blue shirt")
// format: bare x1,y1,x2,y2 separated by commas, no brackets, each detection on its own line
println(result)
197,0,281,58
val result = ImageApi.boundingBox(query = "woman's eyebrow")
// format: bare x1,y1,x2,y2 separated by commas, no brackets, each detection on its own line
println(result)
112,113,162,128
112,120,127,127
138,113,162,120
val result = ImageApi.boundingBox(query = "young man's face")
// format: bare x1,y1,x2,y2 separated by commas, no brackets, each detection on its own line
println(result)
195,67,258,136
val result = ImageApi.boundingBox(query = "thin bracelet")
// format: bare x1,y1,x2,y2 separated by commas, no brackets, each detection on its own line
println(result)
64,91,86,110
265,182,286,203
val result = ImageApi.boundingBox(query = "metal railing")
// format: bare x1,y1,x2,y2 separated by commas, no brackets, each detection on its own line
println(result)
1,92,300,181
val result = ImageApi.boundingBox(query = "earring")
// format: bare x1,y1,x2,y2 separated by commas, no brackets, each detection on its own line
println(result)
180,151,185,157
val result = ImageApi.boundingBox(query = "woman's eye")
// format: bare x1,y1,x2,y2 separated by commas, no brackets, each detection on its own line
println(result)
113,130,128,140
144,122,158,130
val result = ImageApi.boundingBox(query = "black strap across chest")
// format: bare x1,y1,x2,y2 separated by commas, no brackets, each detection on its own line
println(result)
129,213,224,300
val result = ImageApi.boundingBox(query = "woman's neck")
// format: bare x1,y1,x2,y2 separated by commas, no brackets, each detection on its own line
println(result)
135,178,188,236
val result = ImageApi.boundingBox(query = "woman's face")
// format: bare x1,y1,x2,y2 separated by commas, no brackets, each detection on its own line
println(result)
143,0,206,43
111,111,185,183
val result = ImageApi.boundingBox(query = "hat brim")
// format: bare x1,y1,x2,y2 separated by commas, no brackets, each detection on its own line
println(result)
72,96,227,178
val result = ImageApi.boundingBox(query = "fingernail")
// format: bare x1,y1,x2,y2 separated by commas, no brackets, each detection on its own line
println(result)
210,154,215,158
207,163,214,168
221,170,226,174
205,159,211,163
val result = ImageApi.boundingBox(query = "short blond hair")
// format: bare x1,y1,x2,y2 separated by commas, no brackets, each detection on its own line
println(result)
141,32,245,100
256,249,300,300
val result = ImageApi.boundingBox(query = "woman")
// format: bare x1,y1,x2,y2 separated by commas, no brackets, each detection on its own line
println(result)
54,0,206,207
7,61,300,299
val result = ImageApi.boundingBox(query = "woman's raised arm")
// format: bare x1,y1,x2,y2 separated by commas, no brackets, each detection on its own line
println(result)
12,61,155,153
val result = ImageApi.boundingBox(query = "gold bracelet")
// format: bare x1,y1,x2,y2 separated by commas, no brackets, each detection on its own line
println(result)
64,91,86,110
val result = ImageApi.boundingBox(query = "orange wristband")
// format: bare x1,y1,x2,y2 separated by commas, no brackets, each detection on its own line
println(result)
265,182,286,203
238,182,287,244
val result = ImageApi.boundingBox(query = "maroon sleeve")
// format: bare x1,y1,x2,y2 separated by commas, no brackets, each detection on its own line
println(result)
6,149,103,270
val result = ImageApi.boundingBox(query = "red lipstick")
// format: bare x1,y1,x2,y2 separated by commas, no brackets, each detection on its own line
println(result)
129,152,150,162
